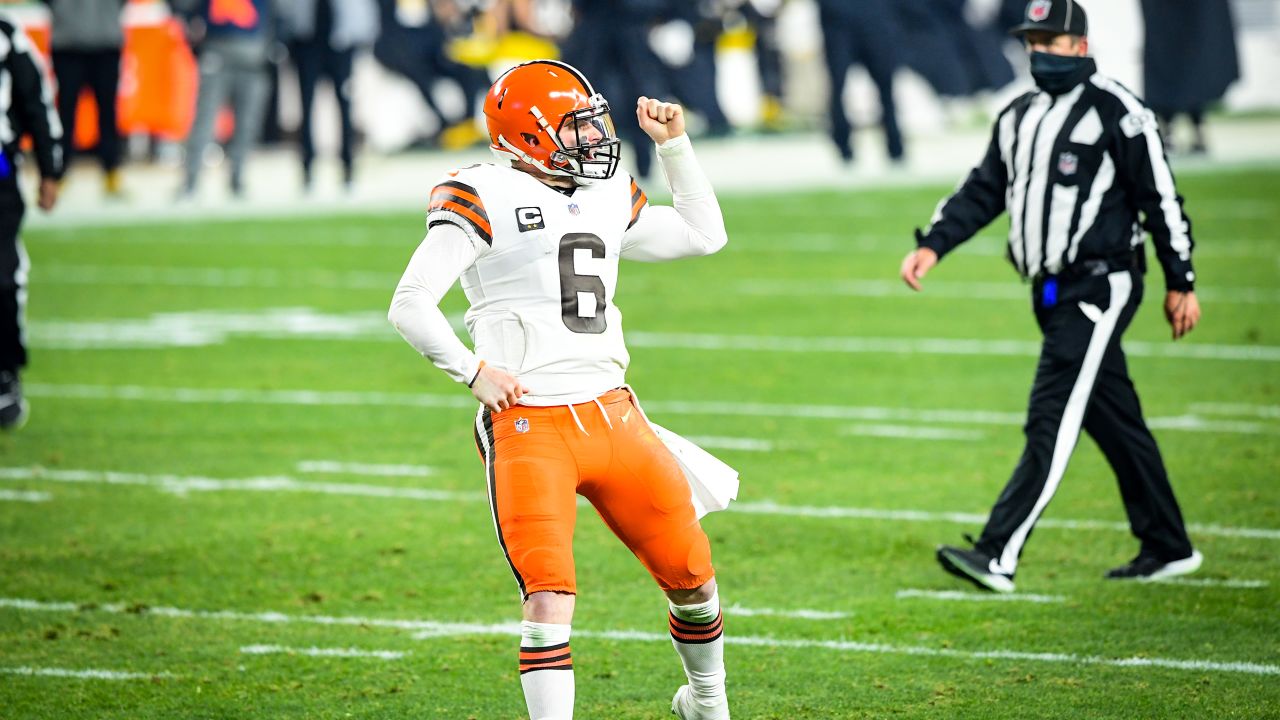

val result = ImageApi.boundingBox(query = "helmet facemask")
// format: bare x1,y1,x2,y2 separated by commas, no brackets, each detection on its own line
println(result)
541,94,621,183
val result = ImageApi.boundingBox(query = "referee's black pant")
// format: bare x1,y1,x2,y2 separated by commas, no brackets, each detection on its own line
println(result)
0,175,28,374
975,268,1194,575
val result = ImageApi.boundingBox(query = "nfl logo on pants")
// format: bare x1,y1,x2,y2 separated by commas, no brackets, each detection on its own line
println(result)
514,418,530,433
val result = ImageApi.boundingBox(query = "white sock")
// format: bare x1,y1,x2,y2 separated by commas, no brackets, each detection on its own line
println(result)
519,621,574,720
668,591,727,706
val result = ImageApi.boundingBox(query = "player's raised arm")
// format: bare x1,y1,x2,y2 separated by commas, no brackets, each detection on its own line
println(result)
620,98,728,262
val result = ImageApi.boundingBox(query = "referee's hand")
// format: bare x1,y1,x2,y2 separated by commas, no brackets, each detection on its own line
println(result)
1164,290,1201,340
900,248,938,292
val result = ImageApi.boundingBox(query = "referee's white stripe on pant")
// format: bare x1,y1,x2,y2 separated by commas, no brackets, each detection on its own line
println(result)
996,271,1133,576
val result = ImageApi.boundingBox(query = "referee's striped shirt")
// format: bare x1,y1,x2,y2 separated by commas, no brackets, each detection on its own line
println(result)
0,18,63,184
918,60,1196,291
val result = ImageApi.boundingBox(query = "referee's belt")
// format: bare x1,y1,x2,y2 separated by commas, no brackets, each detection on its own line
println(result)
1035,252,1142,283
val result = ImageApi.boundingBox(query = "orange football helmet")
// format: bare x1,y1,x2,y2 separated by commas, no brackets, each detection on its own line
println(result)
484,60,621,183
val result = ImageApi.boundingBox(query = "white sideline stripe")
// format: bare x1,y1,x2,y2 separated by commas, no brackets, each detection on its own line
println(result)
1190,403,1280,420
23,383,1276,437
723,604,851,620
684,436,775,452
736,279,1280,306
296,461,435,477
37,265,394,290
239,644,407,660
627,331,1280,364
4,465,1277,541
3,598,1274,677
896,589,1065,604
841,424,984,441
0,666,174,680
1152,578,1268,589
0,467,479,503
0,489,51,503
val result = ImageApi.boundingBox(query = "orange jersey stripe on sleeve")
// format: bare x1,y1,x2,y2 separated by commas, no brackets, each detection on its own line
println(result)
628,178,648,230
429,180,493,245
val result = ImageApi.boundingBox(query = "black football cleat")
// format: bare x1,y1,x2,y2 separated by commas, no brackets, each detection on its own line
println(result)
1105,550,1202,581
936,545,1015,593
0,371,28,431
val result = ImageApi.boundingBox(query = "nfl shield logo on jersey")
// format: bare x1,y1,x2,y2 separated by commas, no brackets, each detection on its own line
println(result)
1058,151,1079,176
1028,0,1052,22
514,418,530,433
568,203,581,216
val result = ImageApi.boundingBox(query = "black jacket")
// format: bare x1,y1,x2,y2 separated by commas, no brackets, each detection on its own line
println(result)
0,20,63,185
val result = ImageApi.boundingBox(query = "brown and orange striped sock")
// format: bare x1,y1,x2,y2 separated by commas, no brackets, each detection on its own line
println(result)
669,592,727,707
519,621,574,720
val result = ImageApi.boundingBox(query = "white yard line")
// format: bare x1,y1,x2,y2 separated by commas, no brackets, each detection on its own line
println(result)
36,265,394,290
3,465,1277,541
683,436,775,452
23,383,1275,437
626,331,1280,364
896,589,1066,604
0,489,51,503
1149,578,1268,589
296,461,435,477
736,279,1280,305
841,424,985,441
1189,403,1280,420
239,644,407,660
0,666,174,680
723,605,851,620
2,597,1274,677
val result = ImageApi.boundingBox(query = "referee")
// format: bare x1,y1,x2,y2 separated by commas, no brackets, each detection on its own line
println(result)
899,0,1202,592
1,15,62,430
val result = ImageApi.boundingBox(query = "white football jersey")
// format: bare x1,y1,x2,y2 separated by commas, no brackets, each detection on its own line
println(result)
426,163,649,405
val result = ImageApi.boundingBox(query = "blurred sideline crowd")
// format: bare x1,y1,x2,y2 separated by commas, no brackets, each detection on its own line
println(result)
0,0,1241,196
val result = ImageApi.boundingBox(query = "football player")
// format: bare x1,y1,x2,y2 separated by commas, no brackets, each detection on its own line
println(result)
388,60,731,720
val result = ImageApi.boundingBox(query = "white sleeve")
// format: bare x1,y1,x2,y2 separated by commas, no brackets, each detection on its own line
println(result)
387,223,483,385
620,135,729,262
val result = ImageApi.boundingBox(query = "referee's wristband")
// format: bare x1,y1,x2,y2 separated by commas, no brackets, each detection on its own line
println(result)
467,360,486,388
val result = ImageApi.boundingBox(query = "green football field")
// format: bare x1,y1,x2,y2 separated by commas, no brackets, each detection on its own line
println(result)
1,167,1277,719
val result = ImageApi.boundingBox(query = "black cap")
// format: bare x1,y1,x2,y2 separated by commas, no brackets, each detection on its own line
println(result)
1011,0,1088,37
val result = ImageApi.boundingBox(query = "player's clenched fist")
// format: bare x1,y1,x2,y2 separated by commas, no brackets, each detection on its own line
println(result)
636,97,685,145
470,365,530,413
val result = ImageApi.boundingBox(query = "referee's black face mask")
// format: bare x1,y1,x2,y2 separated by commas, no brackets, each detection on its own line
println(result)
1029,51,1095,95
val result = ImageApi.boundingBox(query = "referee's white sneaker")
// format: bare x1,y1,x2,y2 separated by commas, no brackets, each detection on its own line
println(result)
1105,549,1203,581
671,685,730,720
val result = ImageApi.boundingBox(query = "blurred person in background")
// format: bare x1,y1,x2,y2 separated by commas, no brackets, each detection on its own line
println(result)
659,0,731,138
172,0,276,199
372,0,489,150
43,0,126,197
279,0,378,192
562,0,671,180
736,0,785,131
0,12,62,429
1140,0,1239,155
896,0,1014,114
815,0,905,165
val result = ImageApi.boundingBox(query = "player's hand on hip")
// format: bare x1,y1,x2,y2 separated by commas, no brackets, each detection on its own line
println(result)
900,248,938,292
636,97,685,145
471,365,530,413
1164,290,1201,340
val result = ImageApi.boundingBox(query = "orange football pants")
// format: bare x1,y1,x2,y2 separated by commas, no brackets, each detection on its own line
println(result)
472,388,714,598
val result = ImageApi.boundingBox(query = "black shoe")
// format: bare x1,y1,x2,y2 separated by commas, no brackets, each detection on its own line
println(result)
1105,550,1202,581
0,371,29,431
936,545,1015,593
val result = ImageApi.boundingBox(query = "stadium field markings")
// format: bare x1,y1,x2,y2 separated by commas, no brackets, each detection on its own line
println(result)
725,234,1275,259
684,436,775,452
3,598,1275,677
626,331,1280,364
840,424,984,441
736,278,1280,305
0,666,175,681
0,489,51,503
1150,578,1268,589
3,466,1277,542
296,460,436,477
23,383,1277,437
239,644,407,660
1190,402,1280,420
895,589,1065,604
723,605,850,620
26,307,1280,366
